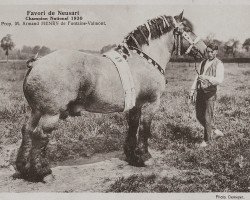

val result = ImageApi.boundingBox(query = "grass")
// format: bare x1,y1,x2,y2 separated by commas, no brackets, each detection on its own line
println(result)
107,174,157,193
0,61,250,192
108,62,250,192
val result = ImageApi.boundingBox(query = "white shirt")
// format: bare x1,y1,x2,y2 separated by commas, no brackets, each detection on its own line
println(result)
191,58,224,90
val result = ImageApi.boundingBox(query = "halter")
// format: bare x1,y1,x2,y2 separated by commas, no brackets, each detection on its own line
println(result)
172,17,202,56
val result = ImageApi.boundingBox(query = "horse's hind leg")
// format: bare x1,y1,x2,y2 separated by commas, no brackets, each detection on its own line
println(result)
28,113,60,181
138,98,160,162
124,106,145,167
16,110,41,178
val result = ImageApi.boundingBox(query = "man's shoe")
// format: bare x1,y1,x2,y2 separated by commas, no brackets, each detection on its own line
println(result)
214,129,224,138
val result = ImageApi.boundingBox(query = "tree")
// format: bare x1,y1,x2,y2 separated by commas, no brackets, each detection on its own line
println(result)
0,34,15,62
224,39,240,58
32,45,41,54
39,46,51,56
204,33,216,45
21,45,33,54
21,45,51,58
212,39,223,47
243,38,250,52
204,34,223,47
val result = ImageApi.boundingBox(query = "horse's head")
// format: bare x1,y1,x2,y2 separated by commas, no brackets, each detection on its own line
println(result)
173,11,207,59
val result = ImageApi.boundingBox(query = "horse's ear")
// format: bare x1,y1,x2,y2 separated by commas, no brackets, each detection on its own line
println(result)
179,10,184,21
174,10,184,22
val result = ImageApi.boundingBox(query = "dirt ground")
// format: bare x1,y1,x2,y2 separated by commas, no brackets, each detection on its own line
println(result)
0,149,183,192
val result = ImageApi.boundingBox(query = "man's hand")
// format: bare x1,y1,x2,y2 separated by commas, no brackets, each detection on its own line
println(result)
198,75,212,89
198,75,211,84
197,75,206,81
189,89,197,104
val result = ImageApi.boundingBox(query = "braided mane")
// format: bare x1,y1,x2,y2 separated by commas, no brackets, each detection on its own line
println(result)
124,15,175,48
123,15,194,48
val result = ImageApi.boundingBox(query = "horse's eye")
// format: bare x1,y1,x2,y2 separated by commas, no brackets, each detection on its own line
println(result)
183,26,191,32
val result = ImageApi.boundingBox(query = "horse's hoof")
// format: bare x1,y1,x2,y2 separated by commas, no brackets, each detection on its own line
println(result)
141,152,152,162
15,162,29,175
134,161,145,167
124,147,146,167
126,155,145,167
37,167,52,180
12,171,23,179
130,159,145,167
27,167,52,182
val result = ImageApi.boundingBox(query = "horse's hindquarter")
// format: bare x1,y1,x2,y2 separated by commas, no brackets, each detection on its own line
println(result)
24,50,88,113
24,49,126,113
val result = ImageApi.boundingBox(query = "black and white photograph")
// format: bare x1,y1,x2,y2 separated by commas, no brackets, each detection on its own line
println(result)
0,0,249,199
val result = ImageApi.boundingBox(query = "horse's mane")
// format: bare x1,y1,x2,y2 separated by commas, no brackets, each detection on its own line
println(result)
124,15,193,48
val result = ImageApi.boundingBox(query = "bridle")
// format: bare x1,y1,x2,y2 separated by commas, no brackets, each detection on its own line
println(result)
172,17,204,75
172,17,203,57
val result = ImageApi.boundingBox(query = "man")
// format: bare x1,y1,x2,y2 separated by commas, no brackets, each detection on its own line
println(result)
189,43,224,147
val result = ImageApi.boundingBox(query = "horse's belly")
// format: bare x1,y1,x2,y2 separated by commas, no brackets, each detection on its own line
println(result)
83,89,125,113
84,99,124,113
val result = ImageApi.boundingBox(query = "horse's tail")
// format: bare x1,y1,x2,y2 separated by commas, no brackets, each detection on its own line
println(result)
23,67,32,99
24,53,39,89
23,53,39,105
26,53,38,69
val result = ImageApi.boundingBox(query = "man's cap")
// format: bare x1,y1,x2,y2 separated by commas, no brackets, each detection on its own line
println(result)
207,43,218,50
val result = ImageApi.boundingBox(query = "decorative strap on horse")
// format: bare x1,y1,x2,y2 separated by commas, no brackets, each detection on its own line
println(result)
183,33,201,54
120,17,168,77
103,50,136,111
128,46,165,75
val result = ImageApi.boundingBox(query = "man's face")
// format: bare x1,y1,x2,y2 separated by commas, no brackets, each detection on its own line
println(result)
206,47,217,60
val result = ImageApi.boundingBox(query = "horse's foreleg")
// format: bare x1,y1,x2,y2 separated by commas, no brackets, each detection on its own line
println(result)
124,106,145,167
138,98,160,162
16,110,41,178
29,114,59,181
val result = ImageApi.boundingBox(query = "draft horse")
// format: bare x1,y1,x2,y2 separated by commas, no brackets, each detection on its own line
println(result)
16,11,207,181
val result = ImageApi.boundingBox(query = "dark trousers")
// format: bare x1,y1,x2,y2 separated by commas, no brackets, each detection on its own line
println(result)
195,89,216,142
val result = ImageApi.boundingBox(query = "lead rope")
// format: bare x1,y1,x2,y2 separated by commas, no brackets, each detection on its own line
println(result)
194,57,201,92
174,33,180,56
174,34,177,55
194,58,199,75
178,34,181,56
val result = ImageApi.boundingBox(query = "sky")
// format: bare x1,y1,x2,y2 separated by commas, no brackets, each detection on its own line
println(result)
0,0,250,51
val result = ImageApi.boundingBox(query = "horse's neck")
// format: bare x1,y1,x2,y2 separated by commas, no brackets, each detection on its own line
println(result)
141,31,174,70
